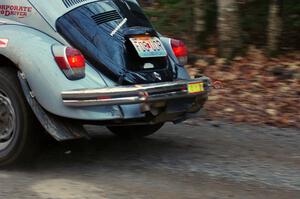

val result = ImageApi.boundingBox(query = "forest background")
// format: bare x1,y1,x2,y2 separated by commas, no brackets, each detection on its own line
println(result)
141,0,300,128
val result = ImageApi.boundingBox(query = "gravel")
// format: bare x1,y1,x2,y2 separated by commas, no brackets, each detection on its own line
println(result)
0,121,299,199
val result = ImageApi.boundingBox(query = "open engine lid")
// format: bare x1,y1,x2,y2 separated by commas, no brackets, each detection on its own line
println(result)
55,0,175,84
28,0,100,29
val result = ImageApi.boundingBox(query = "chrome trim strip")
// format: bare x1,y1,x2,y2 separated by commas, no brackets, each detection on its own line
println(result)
62,77,211,107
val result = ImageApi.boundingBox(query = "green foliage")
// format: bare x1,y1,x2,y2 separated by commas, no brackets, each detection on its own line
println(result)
239,0,270,47
282,0,300,49
204,0,217,34
284,0,300,28
143,0,217,48
144,0,193,38
142,0,300,51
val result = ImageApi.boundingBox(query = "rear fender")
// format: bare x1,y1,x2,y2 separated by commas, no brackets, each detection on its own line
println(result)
160,36,190,80
0,24,123,120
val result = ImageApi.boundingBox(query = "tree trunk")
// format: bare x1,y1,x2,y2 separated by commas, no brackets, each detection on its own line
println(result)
217,0,242,59
193,0,206,48
267,0,282,56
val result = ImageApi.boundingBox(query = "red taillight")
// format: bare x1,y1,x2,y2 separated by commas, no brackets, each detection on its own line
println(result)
171,39,188,57
171,39,188,65
53,46,86,80
66,47,85,68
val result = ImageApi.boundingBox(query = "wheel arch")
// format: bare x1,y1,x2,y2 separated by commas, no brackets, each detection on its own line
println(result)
0,54,18,69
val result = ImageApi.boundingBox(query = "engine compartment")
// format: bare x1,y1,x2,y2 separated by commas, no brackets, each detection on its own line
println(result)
56,0,177,85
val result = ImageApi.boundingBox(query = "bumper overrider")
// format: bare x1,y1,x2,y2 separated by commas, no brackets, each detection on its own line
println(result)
61,77,211,107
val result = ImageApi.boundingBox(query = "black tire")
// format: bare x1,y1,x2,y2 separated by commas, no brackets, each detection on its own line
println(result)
107,123,164,138
0,67,40,167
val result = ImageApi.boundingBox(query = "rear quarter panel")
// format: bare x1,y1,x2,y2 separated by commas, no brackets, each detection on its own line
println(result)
0,24,123,120
160,36,191,80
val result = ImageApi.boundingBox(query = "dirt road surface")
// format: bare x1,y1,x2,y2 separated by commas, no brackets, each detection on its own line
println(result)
0,121,300,199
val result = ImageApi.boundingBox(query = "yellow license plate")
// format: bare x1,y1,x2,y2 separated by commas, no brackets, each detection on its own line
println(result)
188,82,204,94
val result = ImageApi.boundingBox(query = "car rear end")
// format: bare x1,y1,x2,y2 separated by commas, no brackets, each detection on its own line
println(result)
25,0,211,124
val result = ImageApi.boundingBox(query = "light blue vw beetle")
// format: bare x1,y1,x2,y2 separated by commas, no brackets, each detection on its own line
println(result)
0,0,210,165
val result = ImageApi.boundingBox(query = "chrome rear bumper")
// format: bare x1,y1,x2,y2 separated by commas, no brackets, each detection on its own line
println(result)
61,77,211,107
